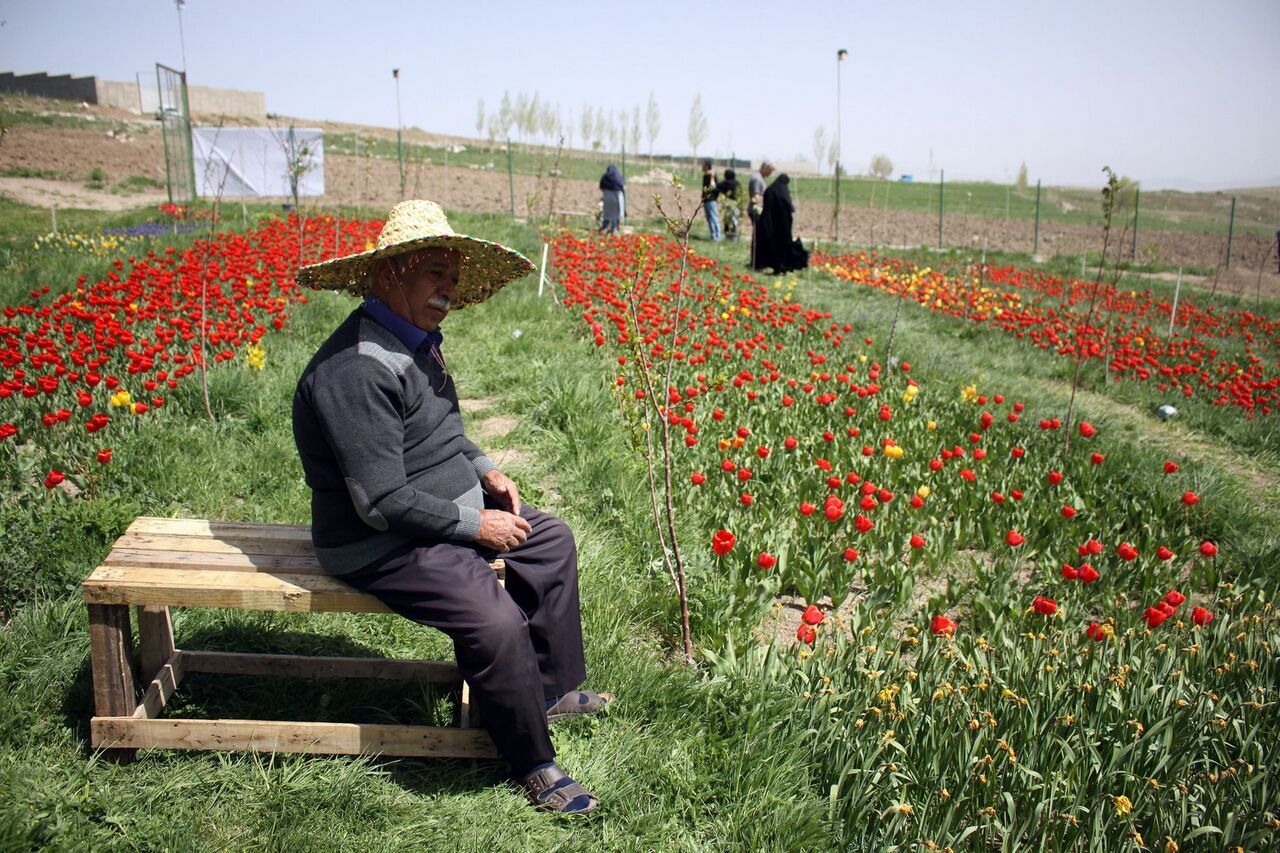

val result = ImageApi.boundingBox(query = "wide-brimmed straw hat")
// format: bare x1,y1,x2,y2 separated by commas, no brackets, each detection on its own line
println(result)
296,199,534,306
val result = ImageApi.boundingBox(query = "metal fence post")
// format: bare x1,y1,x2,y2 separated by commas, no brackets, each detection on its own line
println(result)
507,138,516,220
1224,196,1236,270
1033,179,1041,256
938,169,945,249
1131,187,1140,263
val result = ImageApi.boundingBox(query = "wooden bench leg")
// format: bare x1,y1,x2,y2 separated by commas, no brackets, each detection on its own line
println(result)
87,603,139,762
135,605,175,685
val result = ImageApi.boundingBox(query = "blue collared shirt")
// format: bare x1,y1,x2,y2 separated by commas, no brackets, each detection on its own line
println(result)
361,296,443,357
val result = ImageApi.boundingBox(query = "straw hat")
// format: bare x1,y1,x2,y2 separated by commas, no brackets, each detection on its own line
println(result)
296,199,534,306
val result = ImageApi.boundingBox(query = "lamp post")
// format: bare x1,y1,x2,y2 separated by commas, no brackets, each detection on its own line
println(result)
174,0,188,72
392,68,405,199
835,48,847,244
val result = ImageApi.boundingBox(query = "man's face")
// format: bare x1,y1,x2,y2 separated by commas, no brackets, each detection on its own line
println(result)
374,247,462,332
761,164,775,178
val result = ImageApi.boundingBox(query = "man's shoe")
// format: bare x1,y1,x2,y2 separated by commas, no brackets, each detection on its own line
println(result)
545,690,614,722
518,763,598,815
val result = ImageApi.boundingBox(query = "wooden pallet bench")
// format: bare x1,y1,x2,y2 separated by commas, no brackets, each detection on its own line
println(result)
83,516,503,761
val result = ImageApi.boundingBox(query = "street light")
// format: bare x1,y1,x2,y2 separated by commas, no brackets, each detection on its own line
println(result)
392,68,405,199
174,0,188,72
835,48,847,243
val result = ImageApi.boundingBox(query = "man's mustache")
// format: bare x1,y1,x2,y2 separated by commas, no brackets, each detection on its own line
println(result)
426,295,451,312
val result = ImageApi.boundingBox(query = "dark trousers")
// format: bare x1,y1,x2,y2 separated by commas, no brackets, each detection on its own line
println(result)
337,504,586,775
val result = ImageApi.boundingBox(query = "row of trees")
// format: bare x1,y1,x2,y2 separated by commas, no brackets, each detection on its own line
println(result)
475,90,670,159
472,91,724,167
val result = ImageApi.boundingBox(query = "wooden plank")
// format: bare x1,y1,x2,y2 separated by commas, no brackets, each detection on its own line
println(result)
91,717,497,759
83,567,392,613
128,517,312,541
180,650,460,683
112,533,318,559
135,605,175,683
105,547,321,573
87,604,137,718
133,651,185,719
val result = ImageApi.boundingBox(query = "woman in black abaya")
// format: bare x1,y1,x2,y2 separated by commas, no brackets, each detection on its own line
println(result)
752,173,809,274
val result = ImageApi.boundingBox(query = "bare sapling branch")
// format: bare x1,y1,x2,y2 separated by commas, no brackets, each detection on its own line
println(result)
1063,167,1121,454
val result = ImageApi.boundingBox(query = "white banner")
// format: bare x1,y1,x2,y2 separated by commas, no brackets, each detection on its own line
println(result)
191,127,325,198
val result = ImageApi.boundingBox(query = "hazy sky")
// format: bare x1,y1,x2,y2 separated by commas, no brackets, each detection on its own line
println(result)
3,0,1277,190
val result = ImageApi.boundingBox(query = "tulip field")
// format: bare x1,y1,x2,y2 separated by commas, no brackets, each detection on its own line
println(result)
554,231,1280,847
1,201,1278,849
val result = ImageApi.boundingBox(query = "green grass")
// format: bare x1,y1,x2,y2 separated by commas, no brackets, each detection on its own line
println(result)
1,198,1277,848
786,174,1279,238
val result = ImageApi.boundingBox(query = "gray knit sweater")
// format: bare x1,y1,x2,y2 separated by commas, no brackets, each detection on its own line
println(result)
292,307,497,574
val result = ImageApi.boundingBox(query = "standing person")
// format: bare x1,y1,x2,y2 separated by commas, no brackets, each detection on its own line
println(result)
752,173,809,274
748,160,774,265
599,163,625,235
293,200,612,815
716,168,741,242
700,159,722,242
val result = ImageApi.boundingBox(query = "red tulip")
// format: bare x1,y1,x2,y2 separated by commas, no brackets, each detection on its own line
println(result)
843,547,859,562
1061,564,1079,580
909,533,926,549
1079,421,1097,438
1078,564,1100,583
855,515,874,533
740,493,754,506
711,529,736,556
1181,491,1200,506
690,471,706,485
1032,596,1057,616
1085,621,1108,641
784,436,798,451
1164,590,1186,607
1048,470,1064,485
802,605,825,625
1090,453,1105,465
1060,506,1077,519
1192,606,1214,626
757,552,777,570
1199,541,1218,557
799,502,816,516
1156,546,1174,561
1005,530,1025,547
43,470,65,489
796,624,816,645
1144,606,1169,628
1163,461,1179,474
96,448,112,464
1116,542,1139,561
930,615,957,636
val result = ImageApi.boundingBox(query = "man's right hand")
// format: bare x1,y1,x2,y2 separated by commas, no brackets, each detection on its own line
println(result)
475,508,533,552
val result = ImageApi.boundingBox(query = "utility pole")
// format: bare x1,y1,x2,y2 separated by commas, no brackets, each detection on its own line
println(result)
174,0,188,72
834,48,847,244
393,68,405,199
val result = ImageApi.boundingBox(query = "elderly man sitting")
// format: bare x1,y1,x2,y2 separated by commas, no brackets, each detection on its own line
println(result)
292,200,610,815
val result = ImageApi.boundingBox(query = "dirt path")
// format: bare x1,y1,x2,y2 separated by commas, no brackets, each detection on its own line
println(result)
0,176,168,211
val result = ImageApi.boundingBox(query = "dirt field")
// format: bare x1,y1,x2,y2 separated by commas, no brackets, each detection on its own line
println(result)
2,98,1276,293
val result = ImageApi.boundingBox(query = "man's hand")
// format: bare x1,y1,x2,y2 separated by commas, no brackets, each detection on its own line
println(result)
481,469,521,515
475,508,532,553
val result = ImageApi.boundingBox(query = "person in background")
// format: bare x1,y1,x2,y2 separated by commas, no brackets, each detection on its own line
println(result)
748,160,774,265
599,164,625,235
716,168,741,242
752,172,809,274
700,159,722,242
